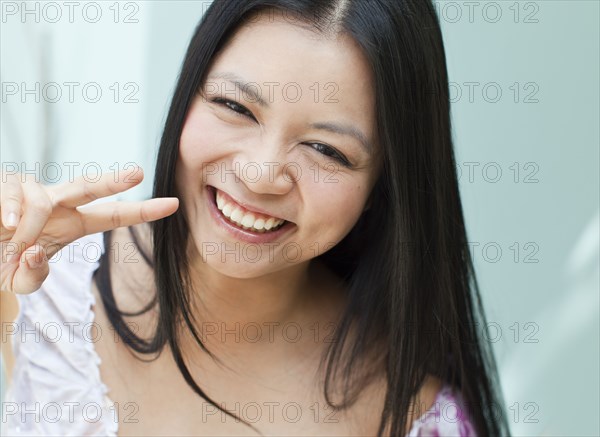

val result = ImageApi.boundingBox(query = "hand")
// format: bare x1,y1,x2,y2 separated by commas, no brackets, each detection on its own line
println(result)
0,166,179,294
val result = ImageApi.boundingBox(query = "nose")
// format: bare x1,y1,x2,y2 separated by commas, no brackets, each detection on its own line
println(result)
233,135,297,196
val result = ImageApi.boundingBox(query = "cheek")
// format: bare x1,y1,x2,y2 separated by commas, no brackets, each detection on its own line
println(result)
176,110,217,203
179,125,205,167
179,109,225,167
307,182,368,234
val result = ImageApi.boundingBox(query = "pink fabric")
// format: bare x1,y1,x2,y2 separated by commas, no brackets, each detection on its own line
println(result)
407,384,478,436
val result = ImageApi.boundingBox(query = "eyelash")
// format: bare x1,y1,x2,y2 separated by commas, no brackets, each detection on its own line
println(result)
210,97,352,167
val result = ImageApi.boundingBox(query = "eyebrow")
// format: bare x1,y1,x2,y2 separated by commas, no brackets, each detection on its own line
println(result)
206,72,268,107
308,122,373,156
205,72,373,155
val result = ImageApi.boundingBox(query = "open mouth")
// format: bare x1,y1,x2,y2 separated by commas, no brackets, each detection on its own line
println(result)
207,185,289,234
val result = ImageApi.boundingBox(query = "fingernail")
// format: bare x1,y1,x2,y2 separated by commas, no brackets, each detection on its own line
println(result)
5,212,19,228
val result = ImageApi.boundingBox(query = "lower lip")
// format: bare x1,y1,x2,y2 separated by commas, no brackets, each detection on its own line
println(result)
205,185,295,244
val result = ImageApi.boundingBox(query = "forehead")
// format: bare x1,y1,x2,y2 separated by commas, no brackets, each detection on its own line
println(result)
206,11,376,134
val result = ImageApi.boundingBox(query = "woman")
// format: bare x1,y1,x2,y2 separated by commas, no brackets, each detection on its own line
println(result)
1,0,511,435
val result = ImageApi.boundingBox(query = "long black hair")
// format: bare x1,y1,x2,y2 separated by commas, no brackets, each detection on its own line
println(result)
95,0,511,435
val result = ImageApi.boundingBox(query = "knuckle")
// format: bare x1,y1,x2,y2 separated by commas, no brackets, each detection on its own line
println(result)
46,190,58,209
139,205,149,223
3,193,22,205
104,176,119,195
29,197,53,216
82,182,99,202
1,178,23,200
111,209,123,228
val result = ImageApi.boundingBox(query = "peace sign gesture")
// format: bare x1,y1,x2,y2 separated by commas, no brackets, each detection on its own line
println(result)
0,166,178,294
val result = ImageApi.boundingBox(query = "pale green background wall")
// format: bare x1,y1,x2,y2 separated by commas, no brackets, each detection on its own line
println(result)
1,1,598,435
440,2,599,435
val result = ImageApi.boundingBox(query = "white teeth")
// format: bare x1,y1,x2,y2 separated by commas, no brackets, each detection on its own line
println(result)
230,208,243,222
216,194,225,210
214,188,285,232
222,203,233,217
253,218,265,230
241,214,255,228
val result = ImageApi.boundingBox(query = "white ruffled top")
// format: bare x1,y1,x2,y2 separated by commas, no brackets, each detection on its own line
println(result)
2,232,117,436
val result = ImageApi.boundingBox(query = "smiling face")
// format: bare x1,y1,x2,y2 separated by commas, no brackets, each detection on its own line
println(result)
176,10,381,278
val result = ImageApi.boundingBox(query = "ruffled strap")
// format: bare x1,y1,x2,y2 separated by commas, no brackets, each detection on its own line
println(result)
2,232,118,436
407,384,478,436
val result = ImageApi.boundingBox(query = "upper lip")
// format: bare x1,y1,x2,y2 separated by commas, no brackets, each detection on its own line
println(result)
211,186,288,222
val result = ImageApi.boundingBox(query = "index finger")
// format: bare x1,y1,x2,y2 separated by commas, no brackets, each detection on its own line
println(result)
47,165,145,209
76,197,179,236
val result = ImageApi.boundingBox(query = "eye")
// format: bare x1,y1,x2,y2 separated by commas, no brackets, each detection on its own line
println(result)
210,97,351,167
304,142,351,167
211,97,256,121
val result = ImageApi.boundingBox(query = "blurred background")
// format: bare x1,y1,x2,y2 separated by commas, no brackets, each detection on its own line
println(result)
1,1,598,435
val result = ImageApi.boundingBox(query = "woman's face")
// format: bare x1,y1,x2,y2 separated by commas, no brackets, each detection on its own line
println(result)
177,11,380,278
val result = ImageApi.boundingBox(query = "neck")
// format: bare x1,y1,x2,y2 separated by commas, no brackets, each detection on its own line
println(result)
178,245,349,379
174,245,360,395
183,244,342,356
188,258,313,335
